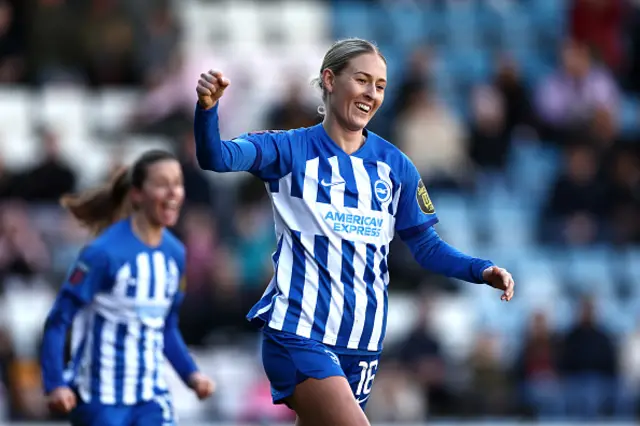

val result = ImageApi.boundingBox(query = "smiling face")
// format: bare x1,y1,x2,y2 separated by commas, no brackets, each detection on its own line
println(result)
323,52,387,132
130,159,184,228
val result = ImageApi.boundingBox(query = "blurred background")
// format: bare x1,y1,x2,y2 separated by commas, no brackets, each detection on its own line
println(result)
0,0,639,424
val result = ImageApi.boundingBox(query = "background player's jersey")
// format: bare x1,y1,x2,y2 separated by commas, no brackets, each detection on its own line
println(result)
63,219,185,404
246,124,438,353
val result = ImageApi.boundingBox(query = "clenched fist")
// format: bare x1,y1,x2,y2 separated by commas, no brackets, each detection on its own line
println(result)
188,372,216,400
196,70,230,110
47,386,77,414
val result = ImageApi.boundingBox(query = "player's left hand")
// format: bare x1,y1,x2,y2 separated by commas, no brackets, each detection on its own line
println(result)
188,372,215,400
482,266,515,302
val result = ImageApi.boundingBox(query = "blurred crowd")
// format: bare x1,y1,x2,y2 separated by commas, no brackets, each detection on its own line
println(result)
0,0,639,423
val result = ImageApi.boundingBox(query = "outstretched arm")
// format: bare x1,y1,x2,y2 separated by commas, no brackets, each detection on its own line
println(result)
394,159,515,300
403,226,493,284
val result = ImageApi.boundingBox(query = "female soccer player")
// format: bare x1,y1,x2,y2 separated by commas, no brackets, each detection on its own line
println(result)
194,38,515,426
40,150,215,426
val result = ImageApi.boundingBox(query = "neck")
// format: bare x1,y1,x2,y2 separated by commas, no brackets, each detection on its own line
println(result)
322,113,365,155
131,212,163,247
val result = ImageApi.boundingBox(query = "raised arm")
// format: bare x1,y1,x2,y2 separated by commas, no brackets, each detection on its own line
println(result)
194,70,257,172
194,69,295,180
194,102,259,172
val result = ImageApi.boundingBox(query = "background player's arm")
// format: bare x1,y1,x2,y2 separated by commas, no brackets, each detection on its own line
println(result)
40,246,110,394
163,285,198,384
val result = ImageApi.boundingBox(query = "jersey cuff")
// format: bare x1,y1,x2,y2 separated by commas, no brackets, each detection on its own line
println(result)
396,217,439,240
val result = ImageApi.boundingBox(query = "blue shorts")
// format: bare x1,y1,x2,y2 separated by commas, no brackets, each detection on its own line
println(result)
70,393,175,426
261,327,381,410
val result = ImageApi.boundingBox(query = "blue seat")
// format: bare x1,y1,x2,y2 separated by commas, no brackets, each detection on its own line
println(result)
563,248,615,298
385,4,427,47
332,2,377,40
618,96,640,136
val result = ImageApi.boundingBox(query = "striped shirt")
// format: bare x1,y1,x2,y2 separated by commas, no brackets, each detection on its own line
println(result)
43,219,189,404
244,124,438,353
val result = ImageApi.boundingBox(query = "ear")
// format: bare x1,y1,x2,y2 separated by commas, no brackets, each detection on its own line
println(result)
129,186,143,209
321,69,335,95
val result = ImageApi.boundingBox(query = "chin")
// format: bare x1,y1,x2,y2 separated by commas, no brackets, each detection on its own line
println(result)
159,214,180,228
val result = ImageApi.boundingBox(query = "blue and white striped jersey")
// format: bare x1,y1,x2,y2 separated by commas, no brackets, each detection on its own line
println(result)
245,124,438,353
62,219,185,404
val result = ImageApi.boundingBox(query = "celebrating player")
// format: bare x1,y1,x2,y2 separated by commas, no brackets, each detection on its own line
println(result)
40,150,214,426
194,38,514,426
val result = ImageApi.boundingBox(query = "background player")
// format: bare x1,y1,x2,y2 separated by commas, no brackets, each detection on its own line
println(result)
194,38,514,426
40,150,214,426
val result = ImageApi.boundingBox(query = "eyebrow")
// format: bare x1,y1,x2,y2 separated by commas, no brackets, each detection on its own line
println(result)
354,70,387,84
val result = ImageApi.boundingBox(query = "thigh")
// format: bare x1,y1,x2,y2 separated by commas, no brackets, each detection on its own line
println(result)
261,328,345,405
132,394,175,426
288,376,370,426
339,352,381,411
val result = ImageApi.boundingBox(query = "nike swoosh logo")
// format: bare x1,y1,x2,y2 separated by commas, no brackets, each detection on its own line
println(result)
355,394,370,404
320,179,345,187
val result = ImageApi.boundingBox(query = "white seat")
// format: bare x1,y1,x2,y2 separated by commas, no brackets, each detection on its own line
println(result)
92,89,140,134
41,85,89,141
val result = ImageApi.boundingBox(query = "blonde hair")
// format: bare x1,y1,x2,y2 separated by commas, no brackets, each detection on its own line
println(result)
311,38,386,115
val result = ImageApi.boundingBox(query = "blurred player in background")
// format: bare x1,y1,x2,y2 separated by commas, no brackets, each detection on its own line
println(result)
194,38,514,426
39,150,214,426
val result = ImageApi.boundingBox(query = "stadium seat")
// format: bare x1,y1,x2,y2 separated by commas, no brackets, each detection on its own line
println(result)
619,95,640,137
331,2,377,41
92,89,141,135
562,248,616,298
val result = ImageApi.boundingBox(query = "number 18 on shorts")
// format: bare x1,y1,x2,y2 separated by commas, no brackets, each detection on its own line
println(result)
261,327,381,410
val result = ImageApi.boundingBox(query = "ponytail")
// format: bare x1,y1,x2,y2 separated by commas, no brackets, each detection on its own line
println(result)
60,168,132,235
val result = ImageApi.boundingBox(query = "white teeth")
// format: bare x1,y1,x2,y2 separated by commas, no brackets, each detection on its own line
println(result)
356,103,371,112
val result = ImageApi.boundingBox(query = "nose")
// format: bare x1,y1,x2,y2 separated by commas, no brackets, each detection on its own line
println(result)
364,82,376,100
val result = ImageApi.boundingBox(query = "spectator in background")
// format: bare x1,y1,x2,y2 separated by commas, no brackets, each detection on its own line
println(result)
569,0,624,74
14,128,76,204
0,0,25,83
137,1,180,86
390,46,433,120
493,56,536,135
0,202,50,290
604,146,640,245
393,293,449,418
28,0,85,84
515,311,563,419
617,318,640,418
0,202,53,420
365,359,426,422
560,297,618,419
0,155,16,201
464,331,512,416
541,144,606,246
80,0,136,86
560,298,619,420
393,84,470,191
468,84,510,173
176,208,240,345
265,81,320,130
535,39,619,140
